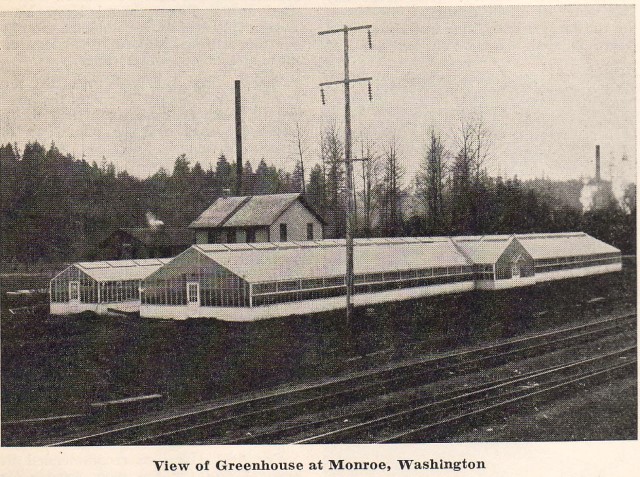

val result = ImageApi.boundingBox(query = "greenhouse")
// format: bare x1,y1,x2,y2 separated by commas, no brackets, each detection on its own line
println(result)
453,236,536,289
50,259,170,315
139,238,476,321
53,232,621,320
515,232,622,281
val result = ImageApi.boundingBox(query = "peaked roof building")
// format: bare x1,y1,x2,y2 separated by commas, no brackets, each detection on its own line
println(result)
189,193,325,229
189,193,325,244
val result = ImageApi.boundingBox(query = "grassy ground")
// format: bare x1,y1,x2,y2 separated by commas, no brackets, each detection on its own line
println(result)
1,259,636,435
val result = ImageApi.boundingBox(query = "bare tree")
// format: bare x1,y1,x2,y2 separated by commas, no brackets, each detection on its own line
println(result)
293,122,308,194
448,119,492,233
379,139,406,236
357,140,381,237
472,120,492,181
470,120,492,231
449,121,474,233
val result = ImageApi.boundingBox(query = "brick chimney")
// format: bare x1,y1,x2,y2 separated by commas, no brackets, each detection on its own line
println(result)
235,80,242,195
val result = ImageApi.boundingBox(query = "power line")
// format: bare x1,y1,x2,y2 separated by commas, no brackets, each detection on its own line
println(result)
318,24,373,335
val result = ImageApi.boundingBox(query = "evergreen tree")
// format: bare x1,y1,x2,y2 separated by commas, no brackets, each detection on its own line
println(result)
172,153,191,181
306,163,326,220
291,161,305,193
215,153,233,194
416,130,446,234
241,161,255,195
254,159,270,194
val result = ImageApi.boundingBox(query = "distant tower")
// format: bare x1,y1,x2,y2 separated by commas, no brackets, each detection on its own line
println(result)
590,144,614,210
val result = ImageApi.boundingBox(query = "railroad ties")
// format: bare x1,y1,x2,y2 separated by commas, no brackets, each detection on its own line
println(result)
35,312,635,446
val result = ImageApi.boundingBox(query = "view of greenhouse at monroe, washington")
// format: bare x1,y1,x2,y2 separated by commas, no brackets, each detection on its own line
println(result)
49,233,622,320
0,6,636,453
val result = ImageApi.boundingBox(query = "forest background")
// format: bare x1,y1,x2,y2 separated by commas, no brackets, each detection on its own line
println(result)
0,120,635,266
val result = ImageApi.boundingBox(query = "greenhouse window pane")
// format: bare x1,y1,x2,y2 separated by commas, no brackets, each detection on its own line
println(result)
325,276,345,287
301,278,324,289
277,280,300,292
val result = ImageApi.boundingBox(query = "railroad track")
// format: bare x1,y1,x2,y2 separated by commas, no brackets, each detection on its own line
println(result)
289,347,636,444
30,311,634,446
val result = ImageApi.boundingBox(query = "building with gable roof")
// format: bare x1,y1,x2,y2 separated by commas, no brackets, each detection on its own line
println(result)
452,235,535,290
139,232,620,321
189,193,325,244
50,258,171,315
98,227,193,259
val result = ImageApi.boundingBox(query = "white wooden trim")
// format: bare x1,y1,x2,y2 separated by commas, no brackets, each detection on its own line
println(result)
187,281,200,307
535,263,621,282
69,281,80,302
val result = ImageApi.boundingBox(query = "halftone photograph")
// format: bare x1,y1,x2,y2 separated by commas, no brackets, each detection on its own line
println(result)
1,5,636,451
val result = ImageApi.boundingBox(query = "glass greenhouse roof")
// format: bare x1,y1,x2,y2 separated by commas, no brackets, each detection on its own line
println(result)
453,236,514,264
515,232,620,259
193,239,472,283
73,258,171,282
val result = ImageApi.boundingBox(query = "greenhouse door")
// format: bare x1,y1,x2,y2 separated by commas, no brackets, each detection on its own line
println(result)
69,281,80,302
511,262,521,279
187,282,200,307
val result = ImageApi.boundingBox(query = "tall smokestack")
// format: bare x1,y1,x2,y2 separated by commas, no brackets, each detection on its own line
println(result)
595,145,601,183
235,80,243,195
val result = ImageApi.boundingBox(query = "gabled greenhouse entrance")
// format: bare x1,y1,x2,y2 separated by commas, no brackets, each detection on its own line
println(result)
50,259,170,315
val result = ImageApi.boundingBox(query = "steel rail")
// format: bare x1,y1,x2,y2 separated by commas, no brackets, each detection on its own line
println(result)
219,345,635,444
41,313,635,446
133,318,635,445
289,348,636,444
378,358,636,443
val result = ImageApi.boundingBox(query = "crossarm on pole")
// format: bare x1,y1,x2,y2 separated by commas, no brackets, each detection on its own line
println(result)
320,77,373,87
318,25,372,35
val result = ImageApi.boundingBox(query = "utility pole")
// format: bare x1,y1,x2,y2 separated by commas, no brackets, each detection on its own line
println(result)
318,24,373,332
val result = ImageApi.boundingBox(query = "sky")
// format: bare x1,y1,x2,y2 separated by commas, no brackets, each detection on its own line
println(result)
0,6,635,183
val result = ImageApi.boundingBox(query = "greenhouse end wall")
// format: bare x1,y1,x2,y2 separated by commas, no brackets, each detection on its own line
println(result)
141,248,250,308
50,264,144,315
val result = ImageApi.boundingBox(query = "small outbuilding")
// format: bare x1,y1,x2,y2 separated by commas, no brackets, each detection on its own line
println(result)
98,227,192,259
453,235,535,289
189,193,325,244
50,259,170,315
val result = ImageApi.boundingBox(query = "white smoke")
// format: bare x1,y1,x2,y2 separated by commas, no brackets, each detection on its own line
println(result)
610,155,633,207
579,181,598,212
611,176,630,206
581,153,635,212
146,211,164,229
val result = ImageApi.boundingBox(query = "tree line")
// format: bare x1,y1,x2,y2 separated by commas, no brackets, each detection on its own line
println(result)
0,127,635,264
306,122,634,254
